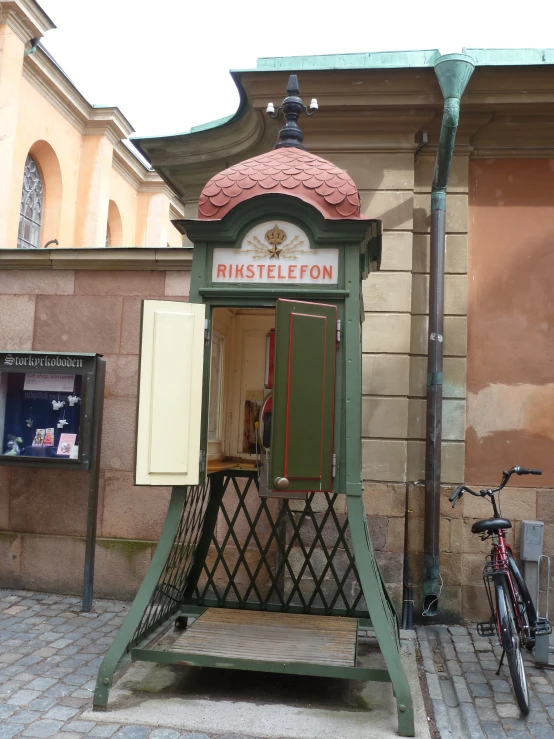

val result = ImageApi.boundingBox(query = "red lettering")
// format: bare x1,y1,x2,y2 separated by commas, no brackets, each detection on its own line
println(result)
300,265,308,280
246,264,255,278
267,265,275,279
235,264,244,278
278,265,286,279
310,265,321,279
288,265,297,279
217,264,226,278
322,265,332,280
258,264,265,278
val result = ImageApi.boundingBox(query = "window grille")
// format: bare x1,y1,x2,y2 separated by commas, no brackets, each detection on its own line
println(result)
17,155,43,249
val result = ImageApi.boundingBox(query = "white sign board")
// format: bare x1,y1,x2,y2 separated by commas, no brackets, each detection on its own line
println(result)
23,374,75,392
212,221,339,285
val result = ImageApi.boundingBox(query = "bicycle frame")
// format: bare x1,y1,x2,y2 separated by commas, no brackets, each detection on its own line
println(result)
485,533,527,642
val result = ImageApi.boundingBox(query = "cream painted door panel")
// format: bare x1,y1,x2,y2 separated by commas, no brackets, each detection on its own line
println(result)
135,300,205,486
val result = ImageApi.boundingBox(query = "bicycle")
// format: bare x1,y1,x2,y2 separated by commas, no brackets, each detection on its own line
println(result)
449,465,551,715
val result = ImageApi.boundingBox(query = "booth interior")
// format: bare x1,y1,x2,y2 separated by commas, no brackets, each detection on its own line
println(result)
207,307,275,472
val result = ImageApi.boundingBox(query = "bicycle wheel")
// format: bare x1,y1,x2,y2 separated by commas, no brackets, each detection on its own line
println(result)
496,578,530,715
508,553,536,649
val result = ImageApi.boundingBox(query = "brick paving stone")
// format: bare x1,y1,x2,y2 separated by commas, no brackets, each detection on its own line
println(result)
529,726,554,739
28,697,57,711
26,676,58,691
8,708,42,723
21,719,65,737
0,702,18,718
470,682,492,697
149,731,181,739
16,655,43,666
44,705,79,720
506,732,532,739
497,704,521,719
539,694,554,706
491,679,512,693
88,726,122,737
180,735,210,739
63,721,97,732
10,688,43,705
0,725,26,739
476,697,495,709
113,728,152,739
458,651,479,663
446,659,463,676
483,720,509,738
449,626,469,636
528,711,550,724
44,682,74,697
0,652,23,663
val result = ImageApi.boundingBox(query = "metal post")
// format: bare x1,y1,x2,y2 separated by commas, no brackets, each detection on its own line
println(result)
82,357,106,612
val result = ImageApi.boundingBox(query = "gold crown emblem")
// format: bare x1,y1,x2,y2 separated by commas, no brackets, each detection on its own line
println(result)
265,225,286,247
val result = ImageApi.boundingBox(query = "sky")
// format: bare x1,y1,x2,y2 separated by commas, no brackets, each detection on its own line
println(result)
39,0,554,140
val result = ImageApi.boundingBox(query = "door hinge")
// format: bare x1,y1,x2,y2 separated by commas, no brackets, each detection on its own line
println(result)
332,453,337,478
199,449,206,472
204,319,211,346
336,319,341,345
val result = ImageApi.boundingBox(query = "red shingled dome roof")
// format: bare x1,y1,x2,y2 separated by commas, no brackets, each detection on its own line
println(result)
198,148,365,220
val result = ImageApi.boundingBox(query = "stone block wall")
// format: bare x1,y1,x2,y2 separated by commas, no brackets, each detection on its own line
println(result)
0,258,191,599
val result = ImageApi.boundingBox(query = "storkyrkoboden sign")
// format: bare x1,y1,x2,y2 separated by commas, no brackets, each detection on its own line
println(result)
212,221,339,284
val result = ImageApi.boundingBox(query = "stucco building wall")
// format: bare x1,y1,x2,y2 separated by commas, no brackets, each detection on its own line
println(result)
0,6,184,251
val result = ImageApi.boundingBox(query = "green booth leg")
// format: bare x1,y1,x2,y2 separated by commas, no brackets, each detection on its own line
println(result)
347,495,415,737
93,487,188,710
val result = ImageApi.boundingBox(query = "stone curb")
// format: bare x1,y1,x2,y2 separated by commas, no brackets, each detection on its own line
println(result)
417,626,485,738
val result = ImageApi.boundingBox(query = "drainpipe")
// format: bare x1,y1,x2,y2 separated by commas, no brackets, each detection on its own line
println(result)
423,53,475,617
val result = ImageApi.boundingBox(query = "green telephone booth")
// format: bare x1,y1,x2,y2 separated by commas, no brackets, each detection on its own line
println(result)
94,77,414,737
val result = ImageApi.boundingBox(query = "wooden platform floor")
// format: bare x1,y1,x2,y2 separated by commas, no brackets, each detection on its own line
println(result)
168,608,358,667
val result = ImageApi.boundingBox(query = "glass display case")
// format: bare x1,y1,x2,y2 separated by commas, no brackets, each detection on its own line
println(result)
0,352,103,470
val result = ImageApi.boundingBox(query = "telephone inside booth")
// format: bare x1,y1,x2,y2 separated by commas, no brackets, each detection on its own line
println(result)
205,299,337,499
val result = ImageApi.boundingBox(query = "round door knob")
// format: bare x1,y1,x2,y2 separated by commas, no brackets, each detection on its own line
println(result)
274,477,289,490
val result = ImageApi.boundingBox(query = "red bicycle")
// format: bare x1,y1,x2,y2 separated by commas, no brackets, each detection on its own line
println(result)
450,465,551,715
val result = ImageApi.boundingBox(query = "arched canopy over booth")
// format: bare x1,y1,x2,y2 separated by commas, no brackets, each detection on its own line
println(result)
94,76,414,737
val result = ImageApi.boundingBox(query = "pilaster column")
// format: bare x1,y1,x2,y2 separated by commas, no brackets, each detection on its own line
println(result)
135,176,174,247
0,2,54,248
74,109,133,247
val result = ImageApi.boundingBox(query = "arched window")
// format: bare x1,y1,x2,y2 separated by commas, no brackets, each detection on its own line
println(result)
17,155,43,249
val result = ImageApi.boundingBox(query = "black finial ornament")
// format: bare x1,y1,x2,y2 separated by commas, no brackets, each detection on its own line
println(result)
266,74,318,150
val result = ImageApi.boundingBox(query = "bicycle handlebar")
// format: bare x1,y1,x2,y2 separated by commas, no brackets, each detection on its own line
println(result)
449,465,542,508
515,467,542,476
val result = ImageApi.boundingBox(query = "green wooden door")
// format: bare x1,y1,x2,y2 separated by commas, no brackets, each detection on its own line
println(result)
270,299,337,494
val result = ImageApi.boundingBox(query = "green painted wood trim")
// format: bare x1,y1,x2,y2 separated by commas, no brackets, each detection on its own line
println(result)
271,299,337,494
131,647,391,682
179,606,207,617
347,495,415,737
183,473,225,598
343,245,364,497
199,288,350,299
93,487,186,710
178,196,376,247
181,598,369,618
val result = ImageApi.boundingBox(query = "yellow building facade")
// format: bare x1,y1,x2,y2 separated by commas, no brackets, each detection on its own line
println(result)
0,0,184,251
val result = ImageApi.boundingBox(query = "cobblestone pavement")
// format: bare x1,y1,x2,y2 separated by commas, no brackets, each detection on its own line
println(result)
419,623,554,739
0,589,257,739
5,587,553,739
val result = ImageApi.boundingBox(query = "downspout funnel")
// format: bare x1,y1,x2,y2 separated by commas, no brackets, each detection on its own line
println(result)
423,53,474,617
